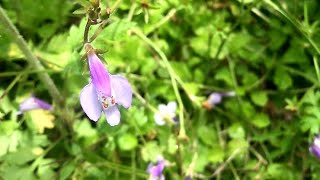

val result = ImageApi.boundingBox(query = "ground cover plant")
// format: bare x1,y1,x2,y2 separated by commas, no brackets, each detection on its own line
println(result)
1,0,320,179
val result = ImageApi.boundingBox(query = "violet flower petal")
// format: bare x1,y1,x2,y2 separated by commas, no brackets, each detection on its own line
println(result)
104,105,120,126
310,135,320,159
110,75,132,109
18,96,52,114
310,145,320,158
80,83,102,122
208,93,222,105
147,160,165,179
88,52,112,97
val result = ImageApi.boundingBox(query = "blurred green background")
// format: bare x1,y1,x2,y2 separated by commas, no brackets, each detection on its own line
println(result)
1,0,320,179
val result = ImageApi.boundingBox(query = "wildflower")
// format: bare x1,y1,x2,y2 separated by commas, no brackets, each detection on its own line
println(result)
80,44,132,126
153,101,177,126
17,96,52,115
310,134,320,159
147,157,166,180
202,91,235,109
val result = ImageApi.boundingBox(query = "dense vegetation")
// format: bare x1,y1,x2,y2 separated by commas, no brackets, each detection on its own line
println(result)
1,0,320,179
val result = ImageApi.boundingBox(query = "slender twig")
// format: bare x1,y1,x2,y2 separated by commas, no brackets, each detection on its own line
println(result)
0,69,58,77
127,1,137,21
0,73,23,100
0,6,63,105
145,9,177,35
89,20,112,42
263,0,320,55
132,28,187,140
313,56,320,85
209,148,242,178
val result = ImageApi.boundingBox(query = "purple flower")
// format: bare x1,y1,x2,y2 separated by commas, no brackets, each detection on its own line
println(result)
202,91,235,109
80,44,132,126
153,101,177,126
17,96,52,115
147,157,166,180
310,134,320,159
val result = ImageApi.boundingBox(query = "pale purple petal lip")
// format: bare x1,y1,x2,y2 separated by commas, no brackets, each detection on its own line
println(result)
103,106,121,126
17,96,52,115
110,75,132,109
80,83,102,122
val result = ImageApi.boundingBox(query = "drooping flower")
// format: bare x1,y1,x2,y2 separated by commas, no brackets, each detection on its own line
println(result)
80,44,132,126
17,96,53,115
153,101,177,126
310,134,320,159
202,91,235,109
147,157,166,180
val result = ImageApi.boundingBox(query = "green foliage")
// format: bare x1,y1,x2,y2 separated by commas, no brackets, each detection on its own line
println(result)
1,0,320,179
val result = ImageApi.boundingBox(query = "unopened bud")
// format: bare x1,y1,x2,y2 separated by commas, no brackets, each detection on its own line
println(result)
90,0,100,9
100,8,112,20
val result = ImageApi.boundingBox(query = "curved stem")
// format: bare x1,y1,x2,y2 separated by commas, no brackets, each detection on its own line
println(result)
0,6,63,105
132,28,187,140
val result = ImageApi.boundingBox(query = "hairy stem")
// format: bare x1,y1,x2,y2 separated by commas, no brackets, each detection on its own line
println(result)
0,6,63,105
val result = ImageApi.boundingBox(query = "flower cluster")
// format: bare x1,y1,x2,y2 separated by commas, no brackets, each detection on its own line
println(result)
80,44,133,126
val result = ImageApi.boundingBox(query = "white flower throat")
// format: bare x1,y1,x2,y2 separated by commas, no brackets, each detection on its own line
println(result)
99,95,116,109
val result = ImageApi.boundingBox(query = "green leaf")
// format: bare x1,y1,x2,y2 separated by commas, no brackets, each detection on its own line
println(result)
1,164,37,180
197,126,217,146
250,91,268,106
227,139,248,159
208,145,224,163
215,67,233,86
5,148,36,165
228,123,246,139
273,68,292,90
251,113,270,128
60,161,76,180
167,135,177,154
95,20,136,43
74,120,97,138
141,141,161,162
117,133,138,151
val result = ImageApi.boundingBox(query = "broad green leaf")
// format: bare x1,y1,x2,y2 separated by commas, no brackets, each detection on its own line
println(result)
141,141,162,162
117,133,138,151
208,145,224,163
251,113,270,128
228,123,246,139
197,126,217,146
250,91,268,106
273,68,292,90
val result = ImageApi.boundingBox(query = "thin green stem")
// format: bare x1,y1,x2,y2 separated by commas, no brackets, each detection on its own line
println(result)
127,2,137,21
132,28,187,140
0,6,63,105
263,0,320,55
0,73,23,101
0,69,58,77
145,8,177,35
313,56,320,85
